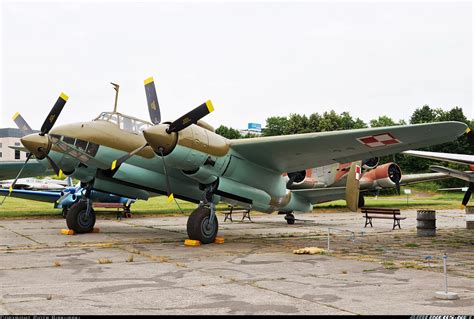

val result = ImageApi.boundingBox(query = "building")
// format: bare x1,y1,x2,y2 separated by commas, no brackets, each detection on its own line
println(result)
0,128,31,161
239,123,263,136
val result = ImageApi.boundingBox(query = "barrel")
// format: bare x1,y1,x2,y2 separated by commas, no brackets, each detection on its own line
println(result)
466,206,474,229
417,210,436,237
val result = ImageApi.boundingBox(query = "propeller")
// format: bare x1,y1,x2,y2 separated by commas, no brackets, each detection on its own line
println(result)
40,93,68,135
466,127,474,148
345,162,361,212
158,147,174,203
0,153,33,205
144,77,161,125
461,182,473,207
13,93,68,176
166,100,214,134
111,143,149,171
12,113,33,135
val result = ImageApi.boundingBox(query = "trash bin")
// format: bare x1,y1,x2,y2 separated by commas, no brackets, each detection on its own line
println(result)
466,206,474,230
417,210,436,237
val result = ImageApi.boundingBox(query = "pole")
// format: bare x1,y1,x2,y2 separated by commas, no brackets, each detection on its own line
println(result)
443,253,448,294
327,228,330,252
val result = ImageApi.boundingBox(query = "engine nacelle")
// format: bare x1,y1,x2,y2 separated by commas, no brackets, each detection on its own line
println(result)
360,162,402,189
362,157,379,170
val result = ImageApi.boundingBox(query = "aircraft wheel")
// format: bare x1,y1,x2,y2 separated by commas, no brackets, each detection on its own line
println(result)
66,201,96,233
285,212,295,225
358,194,365,208
187,206,218,244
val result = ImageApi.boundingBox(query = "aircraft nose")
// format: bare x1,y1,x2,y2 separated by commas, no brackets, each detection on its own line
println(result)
20,133,51,159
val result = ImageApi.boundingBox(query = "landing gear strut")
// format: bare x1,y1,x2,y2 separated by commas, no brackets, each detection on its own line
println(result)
65,187,96,233
186,183,219,244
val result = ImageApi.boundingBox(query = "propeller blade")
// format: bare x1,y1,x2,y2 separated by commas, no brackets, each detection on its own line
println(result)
462,189,472,207
45,154,61,177
111,143,148,171
158,148,174,202
466,127,474,148
167,100,214,133
144,77,161,125
12,113,33,135
462,183,474,207
1,154,33,205
345,162,361,212
40,93,68,135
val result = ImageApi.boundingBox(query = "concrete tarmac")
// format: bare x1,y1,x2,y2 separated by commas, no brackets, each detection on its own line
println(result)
0,209,473,315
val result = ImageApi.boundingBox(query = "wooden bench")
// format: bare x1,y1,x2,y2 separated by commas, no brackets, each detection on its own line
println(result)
92,202,132,219
221,206,252,222
361,207,406,230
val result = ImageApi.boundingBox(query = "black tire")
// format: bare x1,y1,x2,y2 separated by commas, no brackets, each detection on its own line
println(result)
61,207,68,219
358,194,365,208
66,201,96,233
187,206,218,244
285,213,295,225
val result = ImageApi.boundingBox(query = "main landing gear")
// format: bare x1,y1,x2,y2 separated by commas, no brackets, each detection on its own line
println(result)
186,184,219,244
65,187,96,233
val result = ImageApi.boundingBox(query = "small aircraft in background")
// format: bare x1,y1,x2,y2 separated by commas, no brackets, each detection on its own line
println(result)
403,129,474,207
0,183,135,218
0,177,70,190
13,78,468,243
284,159,450,222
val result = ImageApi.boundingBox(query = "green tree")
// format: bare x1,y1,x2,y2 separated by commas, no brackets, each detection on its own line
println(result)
263,116,288,136
215,125,242,139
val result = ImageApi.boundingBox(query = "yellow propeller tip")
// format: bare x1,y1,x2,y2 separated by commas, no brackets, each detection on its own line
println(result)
466,127,472,133
12,112,20,120
58,170,63,178
205,100,214,113
167,193,174,203
60,92,69,101
111,160,117,171
144,77,154,85
9,186,13,193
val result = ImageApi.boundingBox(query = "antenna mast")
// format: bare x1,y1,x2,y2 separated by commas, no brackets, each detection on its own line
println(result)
111,82,120,113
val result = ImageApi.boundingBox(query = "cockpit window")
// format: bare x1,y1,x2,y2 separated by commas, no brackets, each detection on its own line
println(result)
94,112,152,134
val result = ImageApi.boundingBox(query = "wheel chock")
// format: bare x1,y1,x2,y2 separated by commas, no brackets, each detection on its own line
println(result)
92,228,100,233
184,239,201,246
214,236,225,244
60,229,75,235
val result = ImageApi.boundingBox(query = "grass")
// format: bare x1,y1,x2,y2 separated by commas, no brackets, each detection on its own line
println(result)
0,188,467,219
98,258,112,264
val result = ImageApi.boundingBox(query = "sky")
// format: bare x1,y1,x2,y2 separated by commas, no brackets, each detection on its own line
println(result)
0,0,472,131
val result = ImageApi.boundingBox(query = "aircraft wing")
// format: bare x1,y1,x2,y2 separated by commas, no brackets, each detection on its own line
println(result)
0,160,52,180
430,165,474,183
0,189,61,203
230,122,467,173
291,187,347,205
402,150,474,166
399,172,450,185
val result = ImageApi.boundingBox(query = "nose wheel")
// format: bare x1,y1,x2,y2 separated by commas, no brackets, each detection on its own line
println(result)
187,206,218,244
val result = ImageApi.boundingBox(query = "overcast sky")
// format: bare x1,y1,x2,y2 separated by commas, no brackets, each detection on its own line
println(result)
0,0,472,131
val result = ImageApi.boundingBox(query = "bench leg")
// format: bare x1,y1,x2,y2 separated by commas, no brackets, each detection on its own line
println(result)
224,213,233,222
364,217,373,228
392,219,401,230
242,212,252,222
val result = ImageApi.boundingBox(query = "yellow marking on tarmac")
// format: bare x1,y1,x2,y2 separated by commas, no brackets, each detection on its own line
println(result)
60,229,75,235
205,100,214,113
184,239,201,247
60,92,69,101
144,77,154,85
12,112,20,120
214,236,225,244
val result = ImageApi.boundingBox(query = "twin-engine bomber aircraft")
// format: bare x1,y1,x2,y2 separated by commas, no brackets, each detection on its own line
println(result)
15,78,468,243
